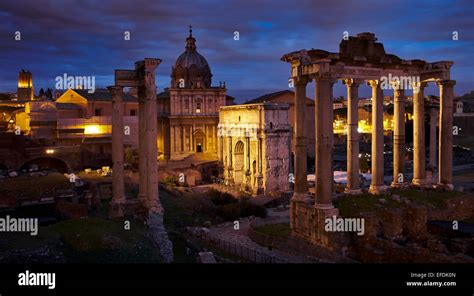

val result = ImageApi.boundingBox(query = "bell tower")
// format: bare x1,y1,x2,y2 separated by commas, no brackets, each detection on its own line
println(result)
17,69,34,100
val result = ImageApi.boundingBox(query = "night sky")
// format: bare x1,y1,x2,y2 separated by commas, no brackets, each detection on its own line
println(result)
0,0,473,102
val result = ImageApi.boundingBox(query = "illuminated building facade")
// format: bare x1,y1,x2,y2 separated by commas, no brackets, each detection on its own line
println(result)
158,28,232,160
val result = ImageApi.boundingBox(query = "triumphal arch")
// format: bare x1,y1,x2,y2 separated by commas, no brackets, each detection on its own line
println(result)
282,32,455,246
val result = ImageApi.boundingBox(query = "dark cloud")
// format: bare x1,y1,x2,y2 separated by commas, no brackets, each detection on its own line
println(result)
0,0,472,101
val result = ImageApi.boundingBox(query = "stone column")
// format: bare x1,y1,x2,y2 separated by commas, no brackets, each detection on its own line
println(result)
368,80,386,194
427,104,438,184
138,86,147,202
109,86,125,217
218,132,224,162
182,126,186,152
437,80,456,190
429,106,438,169
391,83,406,187
213,125,217,152
143,59,160,213
412,82,427,187
226,133,234,185
343,78,361,194
244,133,251,191
191,124,195,151
292,76,310,202
314,76,335,209
256,135,263,194
204,125,208,151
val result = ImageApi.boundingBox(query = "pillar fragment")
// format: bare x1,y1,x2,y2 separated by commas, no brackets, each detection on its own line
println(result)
109,86,126,217
138,90,147,202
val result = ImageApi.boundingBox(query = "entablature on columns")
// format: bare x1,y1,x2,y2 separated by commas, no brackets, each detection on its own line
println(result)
282,33,453,84
288,62,452,83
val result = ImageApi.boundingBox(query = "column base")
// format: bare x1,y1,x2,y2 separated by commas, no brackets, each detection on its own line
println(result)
226,168,234,186
391,181,408,189
243,171,252,192
254,175,264,195
369,184,389,195
108,200,126,218
138,193,148,209
344,188,362,195
314,202,335,210
412,178,427,188
291,192,312,204
148,200,164,215
436,183,454,191
314,207,339,220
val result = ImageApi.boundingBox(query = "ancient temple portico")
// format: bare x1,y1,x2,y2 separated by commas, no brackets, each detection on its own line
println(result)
108,58,163,217
282,32,455,249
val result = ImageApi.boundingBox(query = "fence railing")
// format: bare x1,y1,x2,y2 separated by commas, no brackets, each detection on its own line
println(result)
189,227,288,264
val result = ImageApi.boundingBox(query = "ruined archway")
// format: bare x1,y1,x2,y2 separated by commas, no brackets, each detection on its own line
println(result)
234,140,244,184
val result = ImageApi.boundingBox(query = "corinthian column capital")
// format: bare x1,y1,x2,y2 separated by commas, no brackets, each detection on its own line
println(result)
342,78,362,88
366,79,380,88
293,75,309,86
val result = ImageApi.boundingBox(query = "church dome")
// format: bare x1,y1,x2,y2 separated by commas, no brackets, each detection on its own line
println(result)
171,27,212,89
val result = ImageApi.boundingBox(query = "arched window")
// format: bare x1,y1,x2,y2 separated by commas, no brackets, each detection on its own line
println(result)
196,102,201,113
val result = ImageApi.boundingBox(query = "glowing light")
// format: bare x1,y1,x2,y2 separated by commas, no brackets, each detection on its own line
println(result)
84,125,101,134
46,149,55,154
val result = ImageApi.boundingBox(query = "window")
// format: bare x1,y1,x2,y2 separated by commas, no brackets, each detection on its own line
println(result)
196,102,201,113
130,109,137,116
94,108,102,116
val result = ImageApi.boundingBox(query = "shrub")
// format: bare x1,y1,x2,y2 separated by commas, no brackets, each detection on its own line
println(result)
207,189,237,205
216,201,267,221
216,203,241,221
239,200,266,218
161,176,177,186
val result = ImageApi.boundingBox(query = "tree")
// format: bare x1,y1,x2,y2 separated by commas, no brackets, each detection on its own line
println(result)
45,88,53,100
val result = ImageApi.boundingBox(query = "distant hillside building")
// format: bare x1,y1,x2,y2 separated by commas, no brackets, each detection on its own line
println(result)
454,92,474,146
16,88,139,147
